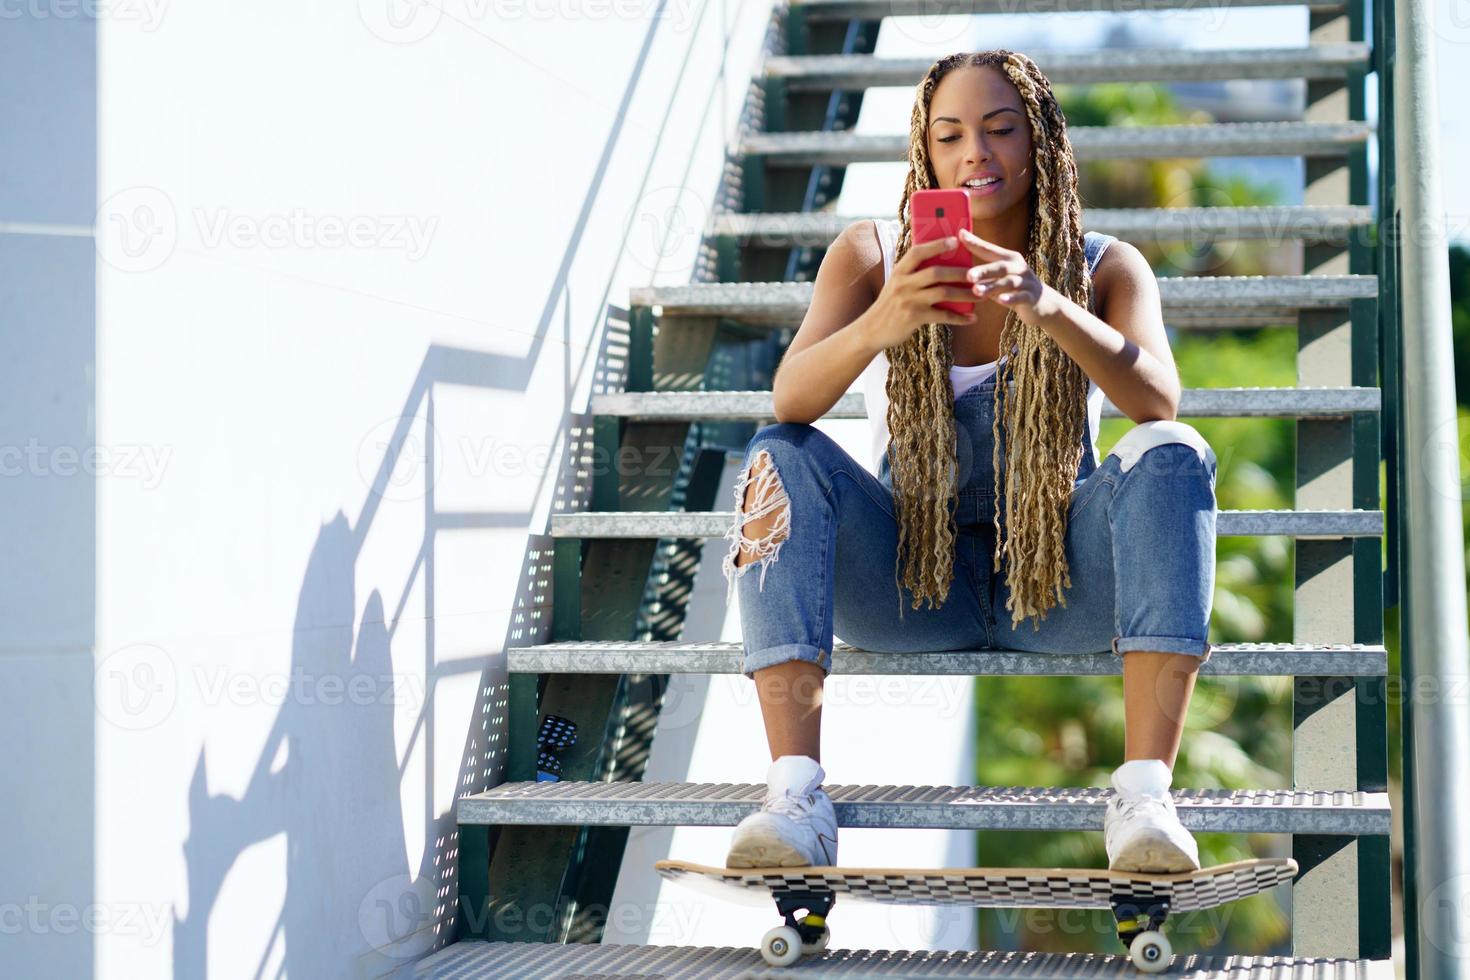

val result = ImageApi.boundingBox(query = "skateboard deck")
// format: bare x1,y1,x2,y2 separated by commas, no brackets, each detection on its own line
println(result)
655,856,1298,971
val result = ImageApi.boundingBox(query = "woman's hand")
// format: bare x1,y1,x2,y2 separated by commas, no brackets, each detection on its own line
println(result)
959,227,1061,325
859,234,981,352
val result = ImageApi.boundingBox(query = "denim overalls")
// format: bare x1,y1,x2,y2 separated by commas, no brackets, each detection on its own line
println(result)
721,240,1218,679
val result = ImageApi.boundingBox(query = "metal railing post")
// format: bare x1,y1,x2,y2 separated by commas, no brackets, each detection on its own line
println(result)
1391,0,1470,973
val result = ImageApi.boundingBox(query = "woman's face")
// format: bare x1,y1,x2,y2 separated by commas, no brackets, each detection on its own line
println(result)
925,65,1035,220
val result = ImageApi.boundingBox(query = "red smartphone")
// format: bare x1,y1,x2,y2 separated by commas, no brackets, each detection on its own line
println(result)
910,188,974,315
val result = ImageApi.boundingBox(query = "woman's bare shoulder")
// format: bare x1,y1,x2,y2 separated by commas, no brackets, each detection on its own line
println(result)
834,218,885,303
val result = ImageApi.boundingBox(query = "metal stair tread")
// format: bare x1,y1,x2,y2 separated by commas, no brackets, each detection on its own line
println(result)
741,122,1373,165
397,941,1395,978
591,386,1381,420
548,509,1384,538
505,639,1389,676
628,275,1378,326
713,205,1373,242
458,780,1391,834
766,45,1369,86
792,0,1348,15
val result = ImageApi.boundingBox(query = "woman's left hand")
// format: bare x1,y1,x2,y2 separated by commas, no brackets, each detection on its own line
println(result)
958,227,1060,325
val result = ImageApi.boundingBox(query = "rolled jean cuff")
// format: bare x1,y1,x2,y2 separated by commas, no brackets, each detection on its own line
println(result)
1113,635,1212,663
742,642,832,680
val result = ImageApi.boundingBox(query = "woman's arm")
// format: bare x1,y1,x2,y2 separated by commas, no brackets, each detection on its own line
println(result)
770,221,885,424
1029,239,1181,423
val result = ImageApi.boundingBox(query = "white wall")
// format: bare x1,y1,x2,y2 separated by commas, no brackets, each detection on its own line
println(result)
3,1,777,977
0,11,97,980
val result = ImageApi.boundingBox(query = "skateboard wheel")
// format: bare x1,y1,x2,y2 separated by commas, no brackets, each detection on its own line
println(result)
1128,930,1171,973
799,924,830,954
761,925,803,967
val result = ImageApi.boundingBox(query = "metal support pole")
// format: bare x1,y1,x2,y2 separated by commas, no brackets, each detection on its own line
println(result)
1391,0,1470,973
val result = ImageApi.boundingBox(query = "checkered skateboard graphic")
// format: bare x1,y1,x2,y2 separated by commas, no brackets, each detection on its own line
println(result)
655,858,1296,912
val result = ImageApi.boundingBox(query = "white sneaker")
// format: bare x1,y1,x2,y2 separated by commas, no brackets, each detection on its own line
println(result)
1104,758,1201,873
725,755,839,868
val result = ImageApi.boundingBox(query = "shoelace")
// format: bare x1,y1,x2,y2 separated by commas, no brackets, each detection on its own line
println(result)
1113,793,1175,822
766,789,818,821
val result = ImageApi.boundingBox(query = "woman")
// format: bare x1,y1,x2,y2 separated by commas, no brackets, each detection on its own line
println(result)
720,50,1218,875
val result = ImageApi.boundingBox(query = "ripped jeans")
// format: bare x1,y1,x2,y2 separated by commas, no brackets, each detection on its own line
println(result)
718,380,1218,680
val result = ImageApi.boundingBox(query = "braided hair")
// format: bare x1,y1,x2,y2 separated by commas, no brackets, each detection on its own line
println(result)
887,49,1093,629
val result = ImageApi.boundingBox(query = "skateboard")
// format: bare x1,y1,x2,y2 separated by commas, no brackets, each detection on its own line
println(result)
655,856,1298,971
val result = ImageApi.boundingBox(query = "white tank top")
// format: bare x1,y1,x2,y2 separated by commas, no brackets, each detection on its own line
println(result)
858,217,1109,473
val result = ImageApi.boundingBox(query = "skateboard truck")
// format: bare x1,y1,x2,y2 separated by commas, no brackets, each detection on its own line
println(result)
760,888,835,967
1110,892,1172,972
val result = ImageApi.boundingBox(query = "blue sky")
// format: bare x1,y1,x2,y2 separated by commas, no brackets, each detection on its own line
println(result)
842,2,1468,246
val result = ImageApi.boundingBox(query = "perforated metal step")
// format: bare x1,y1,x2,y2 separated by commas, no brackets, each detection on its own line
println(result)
591,387,1380,422
765,45,1369,87
396,941,1394,979
505,639,1388,676
548,509,1383,539
741,122,1371,166
627,275,1378,328
792,0,1347,18
714,206,1372,245
457,781,1390,835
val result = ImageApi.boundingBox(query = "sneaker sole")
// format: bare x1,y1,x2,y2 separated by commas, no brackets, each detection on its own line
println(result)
1109,831,1199,874
725,827,822,868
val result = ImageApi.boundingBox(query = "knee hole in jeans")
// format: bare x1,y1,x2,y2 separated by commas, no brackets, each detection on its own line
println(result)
1107,420,1216,477
720,448,792,597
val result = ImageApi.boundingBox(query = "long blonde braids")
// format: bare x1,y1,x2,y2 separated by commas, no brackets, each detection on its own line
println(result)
887,50,1093,629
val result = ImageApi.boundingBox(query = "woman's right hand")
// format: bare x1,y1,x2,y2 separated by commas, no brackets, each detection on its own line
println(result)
859,235,979,352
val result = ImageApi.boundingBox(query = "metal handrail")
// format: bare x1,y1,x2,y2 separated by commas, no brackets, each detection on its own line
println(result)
1388,0,1470,973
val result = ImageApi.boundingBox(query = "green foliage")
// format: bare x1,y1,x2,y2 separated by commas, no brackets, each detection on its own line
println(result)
1449,246,1470,409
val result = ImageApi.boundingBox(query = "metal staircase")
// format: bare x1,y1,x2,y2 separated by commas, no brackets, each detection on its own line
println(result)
409,0,1421,974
